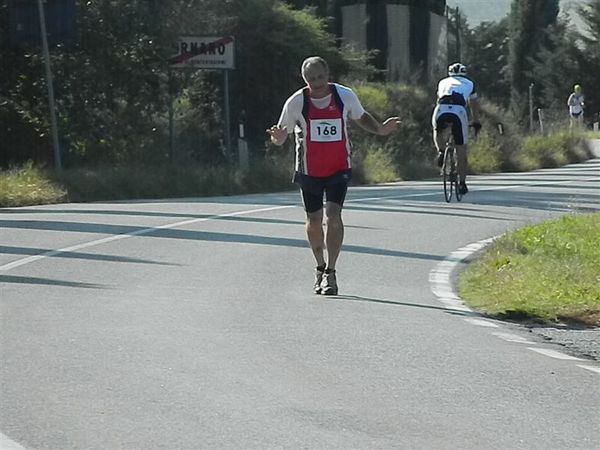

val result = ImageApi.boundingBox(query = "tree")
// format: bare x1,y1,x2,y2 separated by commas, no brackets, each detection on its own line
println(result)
527,0,600,125
464,18,510,107
576,0,600,120
508,0,560,121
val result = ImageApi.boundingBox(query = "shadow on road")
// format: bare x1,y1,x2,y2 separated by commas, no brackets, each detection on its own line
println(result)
0,274,106,289
0,245,175,266
327,294,475,317
0,220,446,262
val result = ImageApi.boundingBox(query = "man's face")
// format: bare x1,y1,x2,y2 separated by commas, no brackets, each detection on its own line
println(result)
574,86,582,94
303,63,329,92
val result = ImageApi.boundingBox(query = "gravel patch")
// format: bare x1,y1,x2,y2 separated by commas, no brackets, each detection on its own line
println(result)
527,326,600,361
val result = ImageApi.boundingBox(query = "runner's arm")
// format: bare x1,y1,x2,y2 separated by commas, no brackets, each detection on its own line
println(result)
354,112,401,136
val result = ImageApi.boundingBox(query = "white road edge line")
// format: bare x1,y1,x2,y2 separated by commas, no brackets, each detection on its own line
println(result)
491,332,536,344
429,237,495,316
0,432,26,450
431,238,600,372
527,348,583,361
577,365,600,374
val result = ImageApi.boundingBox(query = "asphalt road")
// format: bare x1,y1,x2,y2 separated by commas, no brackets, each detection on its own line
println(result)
1,159,599,450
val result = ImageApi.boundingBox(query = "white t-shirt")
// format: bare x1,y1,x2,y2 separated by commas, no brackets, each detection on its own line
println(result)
568,93,584,114
277,83,366,135
437,76,476,103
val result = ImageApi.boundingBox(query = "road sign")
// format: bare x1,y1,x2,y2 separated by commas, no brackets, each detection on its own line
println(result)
169,36,235,69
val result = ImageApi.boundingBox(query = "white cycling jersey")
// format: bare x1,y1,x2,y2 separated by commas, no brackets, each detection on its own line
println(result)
432,75,476,145
436,76,477,104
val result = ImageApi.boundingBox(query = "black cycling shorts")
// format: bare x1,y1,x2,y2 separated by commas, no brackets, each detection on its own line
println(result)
294,170,351,213
435,112,465,145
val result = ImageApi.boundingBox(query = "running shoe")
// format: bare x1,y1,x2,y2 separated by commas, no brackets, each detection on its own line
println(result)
320,269,338,295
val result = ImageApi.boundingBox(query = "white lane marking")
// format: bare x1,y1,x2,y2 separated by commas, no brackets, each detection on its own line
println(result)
0,432,26,450
464,318,500,328
577,365,600,374
0,205,292,272
2,172,598,273
492,332,536,344
527,348,583,361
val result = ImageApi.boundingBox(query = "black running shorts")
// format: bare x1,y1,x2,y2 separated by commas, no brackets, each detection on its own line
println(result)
294,170,351,213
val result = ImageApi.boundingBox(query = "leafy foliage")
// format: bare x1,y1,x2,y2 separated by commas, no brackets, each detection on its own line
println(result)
463,18,510,107
0,0,353,168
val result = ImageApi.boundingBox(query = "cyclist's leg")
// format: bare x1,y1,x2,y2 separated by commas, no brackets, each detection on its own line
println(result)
453,108,469,185
432,105,447,153
456,144,468,183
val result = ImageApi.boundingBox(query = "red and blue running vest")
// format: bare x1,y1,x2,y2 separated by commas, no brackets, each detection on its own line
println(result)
299,84,350,178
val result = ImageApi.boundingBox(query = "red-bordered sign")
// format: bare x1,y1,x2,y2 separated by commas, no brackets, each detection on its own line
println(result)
169,35,235,69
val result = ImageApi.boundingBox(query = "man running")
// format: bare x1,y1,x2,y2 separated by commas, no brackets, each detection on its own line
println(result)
432,62,480,195
267,56,400,295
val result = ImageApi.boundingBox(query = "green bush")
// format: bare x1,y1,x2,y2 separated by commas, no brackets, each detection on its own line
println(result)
515,129,590,171
348,82,434,181
469,131,503,173
360,147,399,184
353,85,389,114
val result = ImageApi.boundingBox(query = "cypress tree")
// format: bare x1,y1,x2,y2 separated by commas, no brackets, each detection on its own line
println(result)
508,0,559,121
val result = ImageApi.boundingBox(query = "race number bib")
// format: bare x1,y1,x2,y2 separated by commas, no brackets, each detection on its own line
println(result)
310,119,342,142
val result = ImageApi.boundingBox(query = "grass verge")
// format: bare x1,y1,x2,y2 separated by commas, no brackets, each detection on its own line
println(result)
459,212,600,327
0,162,66,207
0,160,294,207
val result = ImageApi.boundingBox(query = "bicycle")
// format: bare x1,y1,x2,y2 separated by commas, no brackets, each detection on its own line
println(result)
440,122,481,203
441,133,461,203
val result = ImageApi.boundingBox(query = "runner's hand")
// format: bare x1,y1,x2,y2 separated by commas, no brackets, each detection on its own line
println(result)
266,125,288,145
380,117,401,136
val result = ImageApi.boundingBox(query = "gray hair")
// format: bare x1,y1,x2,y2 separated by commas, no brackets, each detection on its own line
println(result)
301,56,329,77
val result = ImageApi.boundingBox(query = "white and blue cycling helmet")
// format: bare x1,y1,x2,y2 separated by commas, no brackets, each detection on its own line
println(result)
448,62,467,77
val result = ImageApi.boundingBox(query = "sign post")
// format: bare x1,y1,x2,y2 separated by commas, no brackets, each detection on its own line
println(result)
169,36,235,160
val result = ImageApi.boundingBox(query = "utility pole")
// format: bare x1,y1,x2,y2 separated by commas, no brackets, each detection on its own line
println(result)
37,0,62,170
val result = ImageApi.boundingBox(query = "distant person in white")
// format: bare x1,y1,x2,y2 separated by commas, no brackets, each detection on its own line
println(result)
567,84,585,128
431,62,480,195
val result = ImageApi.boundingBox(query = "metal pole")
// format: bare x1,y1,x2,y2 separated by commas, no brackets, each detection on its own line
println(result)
37,0,62,170
224,69,231,159
455,7,461,61
168,68,174,162
529,83,534,132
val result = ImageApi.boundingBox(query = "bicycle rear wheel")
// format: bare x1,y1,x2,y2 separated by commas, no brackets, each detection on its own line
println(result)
442,147,453,202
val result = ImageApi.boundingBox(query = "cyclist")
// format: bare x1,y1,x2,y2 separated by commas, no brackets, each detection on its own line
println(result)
267,56,400,295
432,62,480,195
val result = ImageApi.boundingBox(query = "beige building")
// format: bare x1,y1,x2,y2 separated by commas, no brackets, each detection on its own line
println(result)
339,1,448,82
